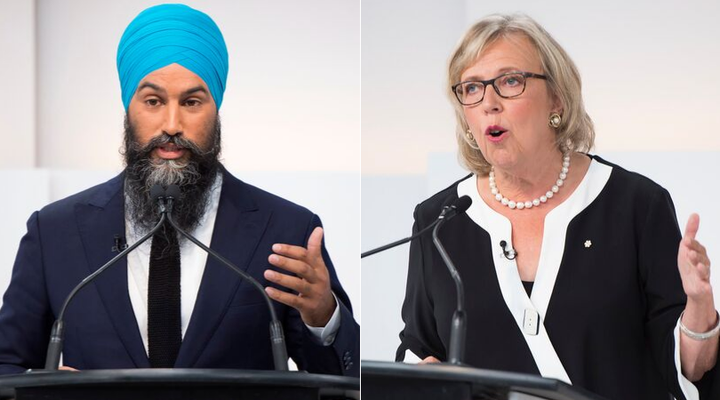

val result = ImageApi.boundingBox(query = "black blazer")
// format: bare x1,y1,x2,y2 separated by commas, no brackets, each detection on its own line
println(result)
398,156,718,399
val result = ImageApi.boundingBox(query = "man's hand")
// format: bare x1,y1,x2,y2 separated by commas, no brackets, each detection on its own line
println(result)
264,227,336,327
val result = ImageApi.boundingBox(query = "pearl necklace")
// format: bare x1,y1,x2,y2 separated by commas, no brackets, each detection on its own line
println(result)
489,153,570,210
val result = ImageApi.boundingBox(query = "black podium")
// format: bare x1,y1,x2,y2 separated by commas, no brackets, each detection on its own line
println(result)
362,360,608,400
0,369,359,400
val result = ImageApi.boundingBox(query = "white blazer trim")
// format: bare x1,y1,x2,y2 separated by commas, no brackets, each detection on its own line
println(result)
457,158,612,383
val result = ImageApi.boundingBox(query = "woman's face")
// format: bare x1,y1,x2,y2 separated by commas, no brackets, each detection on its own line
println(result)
461,34,561,172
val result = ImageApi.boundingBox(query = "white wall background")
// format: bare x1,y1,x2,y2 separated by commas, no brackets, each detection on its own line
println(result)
362,0,720,361
0,0,36,168
0,0,360,324
362,0,720,176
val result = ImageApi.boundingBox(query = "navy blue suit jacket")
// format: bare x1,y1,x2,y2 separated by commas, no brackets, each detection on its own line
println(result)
0,169,359,376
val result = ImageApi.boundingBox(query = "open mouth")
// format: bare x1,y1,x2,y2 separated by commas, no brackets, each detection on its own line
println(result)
155,142,187,159
485,125,507,140
159,143,185,152
488,130,505,138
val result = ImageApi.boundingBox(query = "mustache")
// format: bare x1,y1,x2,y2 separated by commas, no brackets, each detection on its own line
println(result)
129,133,212,159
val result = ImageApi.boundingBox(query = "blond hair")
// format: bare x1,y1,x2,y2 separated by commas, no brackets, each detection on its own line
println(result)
449,14,595,175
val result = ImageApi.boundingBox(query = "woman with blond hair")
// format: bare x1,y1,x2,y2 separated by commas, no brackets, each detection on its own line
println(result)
397,14,718,399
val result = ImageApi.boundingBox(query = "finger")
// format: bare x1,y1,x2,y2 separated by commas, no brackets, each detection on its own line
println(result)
268,254,316,281
264,269,310,294
271,243,308,261
683,213,700,241
265,286,305,310
307,227,324,259
419,356,441,364
695,262,712,281
685,244,711,269
687,239,708,259
693,251,712,269
59,366,79,372
693,263,710,283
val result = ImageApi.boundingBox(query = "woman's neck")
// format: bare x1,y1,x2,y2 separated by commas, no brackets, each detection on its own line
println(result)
493,148,566,200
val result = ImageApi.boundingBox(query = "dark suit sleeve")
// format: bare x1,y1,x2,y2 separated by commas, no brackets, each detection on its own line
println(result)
285,214,359,377
639,188,718,399
0,212,53,374
396,205,445,362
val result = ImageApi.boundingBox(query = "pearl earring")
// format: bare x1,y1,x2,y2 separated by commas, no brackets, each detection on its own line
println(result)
465,129,475,142
465,129,480,150
549,113,562,128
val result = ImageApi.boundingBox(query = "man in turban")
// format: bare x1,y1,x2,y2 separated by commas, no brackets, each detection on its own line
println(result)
0,4,358,376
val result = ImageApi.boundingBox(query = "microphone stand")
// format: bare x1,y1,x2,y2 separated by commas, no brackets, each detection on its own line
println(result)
360,195,471,364
431,208,466,366
162,193,289,371
361,196,472,259
44,202,169,370
361,221,439,258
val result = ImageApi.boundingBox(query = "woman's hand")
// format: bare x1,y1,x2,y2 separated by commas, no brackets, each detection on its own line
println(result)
677,213,718,381
420,356,441,364
678,214,714,304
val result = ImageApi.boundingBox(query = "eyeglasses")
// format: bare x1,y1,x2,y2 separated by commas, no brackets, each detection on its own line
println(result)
452,71,547,106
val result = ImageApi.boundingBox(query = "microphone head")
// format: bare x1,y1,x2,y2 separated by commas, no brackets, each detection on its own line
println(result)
150,185,165,203
441,196,456,209
439,195,472,220
165,184,181,200
454,195,472,213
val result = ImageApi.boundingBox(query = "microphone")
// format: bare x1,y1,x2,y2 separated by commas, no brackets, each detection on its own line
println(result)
361,195,471,258
164,184,181,205
431,199,470,366
439,195,471,220
44,185,169,370
161,185,290,371
499,240,518,260
150,184,166,203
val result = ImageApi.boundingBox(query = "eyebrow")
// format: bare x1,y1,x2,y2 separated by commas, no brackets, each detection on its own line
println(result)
462,66,523,81
136,82,209,97
137,82,165,93
181,86,209,97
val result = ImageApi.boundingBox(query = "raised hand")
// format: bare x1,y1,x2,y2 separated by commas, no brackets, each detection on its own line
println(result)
677,214,719,381
264,227,336,327
678,214,713,302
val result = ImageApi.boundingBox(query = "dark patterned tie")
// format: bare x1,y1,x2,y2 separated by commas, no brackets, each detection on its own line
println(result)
148,221,182,367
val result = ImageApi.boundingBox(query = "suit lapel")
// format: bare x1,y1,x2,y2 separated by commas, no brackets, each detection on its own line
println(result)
176,171,270,367
74,174,150,368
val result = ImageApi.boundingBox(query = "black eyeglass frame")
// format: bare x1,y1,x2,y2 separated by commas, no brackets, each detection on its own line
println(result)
452,71,548,106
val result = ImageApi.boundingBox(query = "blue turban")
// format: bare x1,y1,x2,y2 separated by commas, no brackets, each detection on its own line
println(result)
117,4,229,110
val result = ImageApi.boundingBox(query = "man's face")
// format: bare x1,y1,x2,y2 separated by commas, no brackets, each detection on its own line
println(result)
127,63,218,159
123,63,222,233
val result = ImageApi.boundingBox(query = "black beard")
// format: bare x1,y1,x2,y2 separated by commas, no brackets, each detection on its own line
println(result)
122,115,222,235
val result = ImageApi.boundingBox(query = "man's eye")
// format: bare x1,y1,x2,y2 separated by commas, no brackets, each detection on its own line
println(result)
184,99,201,107
146,98,161,107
